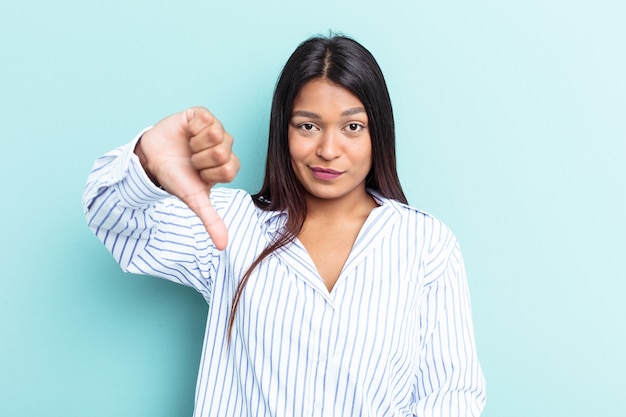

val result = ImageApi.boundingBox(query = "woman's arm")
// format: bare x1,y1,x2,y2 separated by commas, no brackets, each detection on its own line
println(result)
83,107,240,298
413,235,487,416
83,136,218,299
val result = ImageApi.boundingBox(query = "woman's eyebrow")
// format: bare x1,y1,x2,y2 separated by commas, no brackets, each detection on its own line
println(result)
291,107,366,118
291,110,321,119
341,107,366,116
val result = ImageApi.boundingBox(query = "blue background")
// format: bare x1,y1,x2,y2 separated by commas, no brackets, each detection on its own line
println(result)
1,0,624,415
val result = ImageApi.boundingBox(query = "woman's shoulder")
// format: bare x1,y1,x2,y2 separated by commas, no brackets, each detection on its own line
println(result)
373,192,449,228
210,187,262,216
375,194,459,257
210,187,284,226
210,187,253,203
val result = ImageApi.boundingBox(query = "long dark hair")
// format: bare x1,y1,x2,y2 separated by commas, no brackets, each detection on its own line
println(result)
227,34,407,339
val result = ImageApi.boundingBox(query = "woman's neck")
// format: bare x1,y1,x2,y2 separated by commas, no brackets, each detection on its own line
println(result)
303,189,378,223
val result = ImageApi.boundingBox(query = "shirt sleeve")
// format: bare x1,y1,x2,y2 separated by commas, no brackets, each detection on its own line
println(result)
413,229,487,416
82,131,221,300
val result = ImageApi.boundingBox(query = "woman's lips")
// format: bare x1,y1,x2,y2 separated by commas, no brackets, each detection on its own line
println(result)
310,167,344,180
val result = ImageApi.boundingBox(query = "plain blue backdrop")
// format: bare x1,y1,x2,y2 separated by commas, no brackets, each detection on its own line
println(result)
1,0,624,415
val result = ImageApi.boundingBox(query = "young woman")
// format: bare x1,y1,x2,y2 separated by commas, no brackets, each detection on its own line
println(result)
84,35,486,416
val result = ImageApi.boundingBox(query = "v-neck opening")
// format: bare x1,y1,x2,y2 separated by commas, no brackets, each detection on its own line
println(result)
291,203,394,298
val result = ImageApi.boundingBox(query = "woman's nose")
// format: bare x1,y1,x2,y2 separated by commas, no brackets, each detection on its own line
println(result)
316,131,341,160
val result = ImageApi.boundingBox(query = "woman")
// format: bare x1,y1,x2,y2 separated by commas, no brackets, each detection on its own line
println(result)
84,35,486,416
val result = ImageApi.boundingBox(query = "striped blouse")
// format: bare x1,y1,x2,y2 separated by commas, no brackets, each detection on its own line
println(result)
83,134,486,416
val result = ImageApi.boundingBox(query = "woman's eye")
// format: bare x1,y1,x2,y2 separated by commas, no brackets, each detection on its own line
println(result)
300,123,315,131
347,123,364,132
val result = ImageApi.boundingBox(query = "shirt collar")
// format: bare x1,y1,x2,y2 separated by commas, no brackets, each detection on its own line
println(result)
368,189,407,217
257,208,288,237
256,189,405,236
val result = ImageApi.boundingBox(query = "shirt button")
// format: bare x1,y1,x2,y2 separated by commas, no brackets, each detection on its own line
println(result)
319,353,327,362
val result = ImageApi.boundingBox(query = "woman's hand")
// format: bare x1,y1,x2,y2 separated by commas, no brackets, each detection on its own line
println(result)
135,107,240,250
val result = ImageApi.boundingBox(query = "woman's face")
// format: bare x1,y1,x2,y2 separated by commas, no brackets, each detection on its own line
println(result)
288,78,372,205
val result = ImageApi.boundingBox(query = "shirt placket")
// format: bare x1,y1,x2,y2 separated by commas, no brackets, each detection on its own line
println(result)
309,297,336,417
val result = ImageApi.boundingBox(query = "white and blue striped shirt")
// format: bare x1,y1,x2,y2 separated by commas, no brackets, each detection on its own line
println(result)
83,135,486,417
